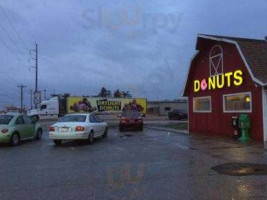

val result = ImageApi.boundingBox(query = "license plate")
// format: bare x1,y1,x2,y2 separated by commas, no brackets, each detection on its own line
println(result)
61,127,69,132
130,120,135,123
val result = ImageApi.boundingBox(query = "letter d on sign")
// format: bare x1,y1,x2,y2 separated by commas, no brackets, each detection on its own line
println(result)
194,80,200,92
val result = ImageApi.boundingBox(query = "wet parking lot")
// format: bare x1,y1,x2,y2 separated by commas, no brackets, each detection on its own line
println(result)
1,125,267,200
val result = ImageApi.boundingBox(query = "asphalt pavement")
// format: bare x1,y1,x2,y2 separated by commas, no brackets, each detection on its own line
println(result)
1,125,267,200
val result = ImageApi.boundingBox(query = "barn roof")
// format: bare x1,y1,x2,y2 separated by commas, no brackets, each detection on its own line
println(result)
183,34,267,96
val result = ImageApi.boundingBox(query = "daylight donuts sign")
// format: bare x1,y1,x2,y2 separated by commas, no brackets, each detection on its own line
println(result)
194,70,243,92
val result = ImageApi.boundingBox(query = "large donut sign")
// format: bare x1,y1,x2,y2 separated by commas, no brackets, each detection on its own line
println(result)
194,70,243,93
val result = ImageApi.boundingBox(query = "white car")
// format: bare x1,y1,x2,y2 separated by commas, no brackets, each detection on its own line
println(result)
49,113,108,145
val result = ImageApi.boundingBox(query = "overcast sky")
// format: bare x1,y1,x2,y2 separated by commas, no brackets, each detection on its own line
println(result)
0,0,266,108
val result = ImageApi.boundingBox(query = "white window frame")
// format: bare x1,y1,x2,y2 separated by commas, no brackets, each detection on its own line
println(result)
223,92,252,113
209,45,224,77
193,96,212,113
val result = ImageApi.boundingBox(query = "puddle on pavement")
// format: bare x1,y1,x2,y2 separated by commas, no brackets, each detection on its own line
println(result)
212,163,267,176
119,133,134,138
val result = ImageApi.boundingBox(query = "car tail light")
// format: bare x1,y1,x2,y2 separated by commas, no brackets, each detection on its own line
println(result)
121,117,128,123
1,128,8,134
49,126,55,132
75,126,84,131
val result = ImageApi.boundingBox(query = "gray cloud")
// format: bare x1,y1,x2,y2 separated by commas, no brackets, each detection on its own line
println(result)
0,0,266,108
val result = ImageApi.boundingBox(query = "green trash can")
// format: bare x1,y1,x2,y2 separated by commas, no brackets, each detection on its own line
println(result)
238,114,251,141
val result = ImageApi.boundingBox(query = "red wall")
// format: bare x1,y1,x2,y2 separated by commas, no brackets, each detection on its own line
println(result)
187,41,263,141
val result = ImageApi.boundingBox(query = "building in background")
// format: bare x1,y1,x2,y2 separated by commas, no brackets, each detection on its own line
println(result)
147,99,188,116
183,34,267,141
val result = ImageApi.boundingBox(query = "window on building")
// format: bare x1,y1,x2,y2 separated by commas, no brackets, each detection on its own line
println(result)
209,45,223,77
164,107,171,111
223,92,252,113
193,96,211,113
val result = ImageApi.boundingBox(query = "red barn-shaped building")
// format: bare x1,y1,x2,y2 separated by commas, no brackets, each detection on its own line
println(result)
184,34,267,141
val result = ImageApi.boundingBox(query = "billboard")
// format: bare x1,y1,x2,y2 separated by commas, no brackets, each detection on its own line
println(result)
34,91,41,104
67,97,147,114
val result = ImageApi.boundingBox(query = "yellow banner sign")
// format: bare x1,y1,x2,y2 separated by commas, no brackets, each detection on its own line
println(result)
67,97,147,114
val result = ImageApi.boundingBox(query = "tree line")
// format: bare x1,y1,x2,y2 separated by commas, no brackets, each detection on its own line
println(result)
97,87,132,98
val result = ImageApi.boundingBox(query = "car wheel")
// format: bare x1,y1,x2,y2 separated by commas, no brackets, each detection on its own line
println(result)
139,126,143,131
103,127,108,138
53,140,62,145
35,129,42,140
88,131,94,143
10,132,20,146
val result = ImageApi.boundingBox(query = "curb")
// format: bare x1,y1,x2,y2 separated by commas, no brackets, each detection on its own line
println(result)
145,126,189,135
145,126,264,147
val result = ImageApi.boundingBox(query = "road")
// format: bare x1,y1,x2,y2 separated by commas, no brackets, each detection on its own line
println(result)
1,126,267,200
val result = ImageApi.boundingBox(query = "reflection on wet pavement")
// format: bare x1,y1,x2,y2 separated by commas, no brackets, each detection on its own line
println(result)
0,126,267,200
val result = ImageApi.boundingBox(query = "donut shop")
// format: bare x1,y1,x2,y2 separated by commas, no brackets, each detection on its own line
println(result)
183,34,267,141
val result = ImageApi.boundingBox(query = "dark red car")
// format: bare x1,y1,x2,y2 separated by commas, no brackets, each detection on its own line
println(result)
119,110,143,131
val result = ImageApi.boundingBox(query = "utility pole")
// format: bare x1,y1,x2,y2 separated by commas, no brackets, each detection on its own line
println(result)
29,89,33,109
18,85,26,112
35,43,38,93
41,89,47,100
30,43,38,108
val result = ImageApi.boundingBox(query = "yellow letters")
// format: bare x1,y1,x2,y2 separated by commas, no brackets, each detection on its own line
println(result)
234,70,243,86
208,76,216,90
193,69,243,93
194,80,200,92
216,74,225,89
224,72,233,87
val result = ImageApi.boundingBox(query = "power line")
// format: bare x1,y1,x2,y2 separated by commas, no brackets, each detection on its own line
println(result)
0,5,28,51
0,86,20,97
0,70,22,84
0,35,24,63
0,93,17,99
0,18,27,63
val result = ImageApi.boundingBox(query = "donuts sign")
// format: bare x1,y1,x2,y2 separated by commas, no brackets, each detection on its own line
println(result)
194,70,243,93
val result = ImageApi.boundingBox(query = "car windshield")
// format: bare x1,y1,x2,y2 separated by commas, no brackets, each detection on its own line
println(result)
122,110,141,118
0,115,14,125
59,115,86,122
